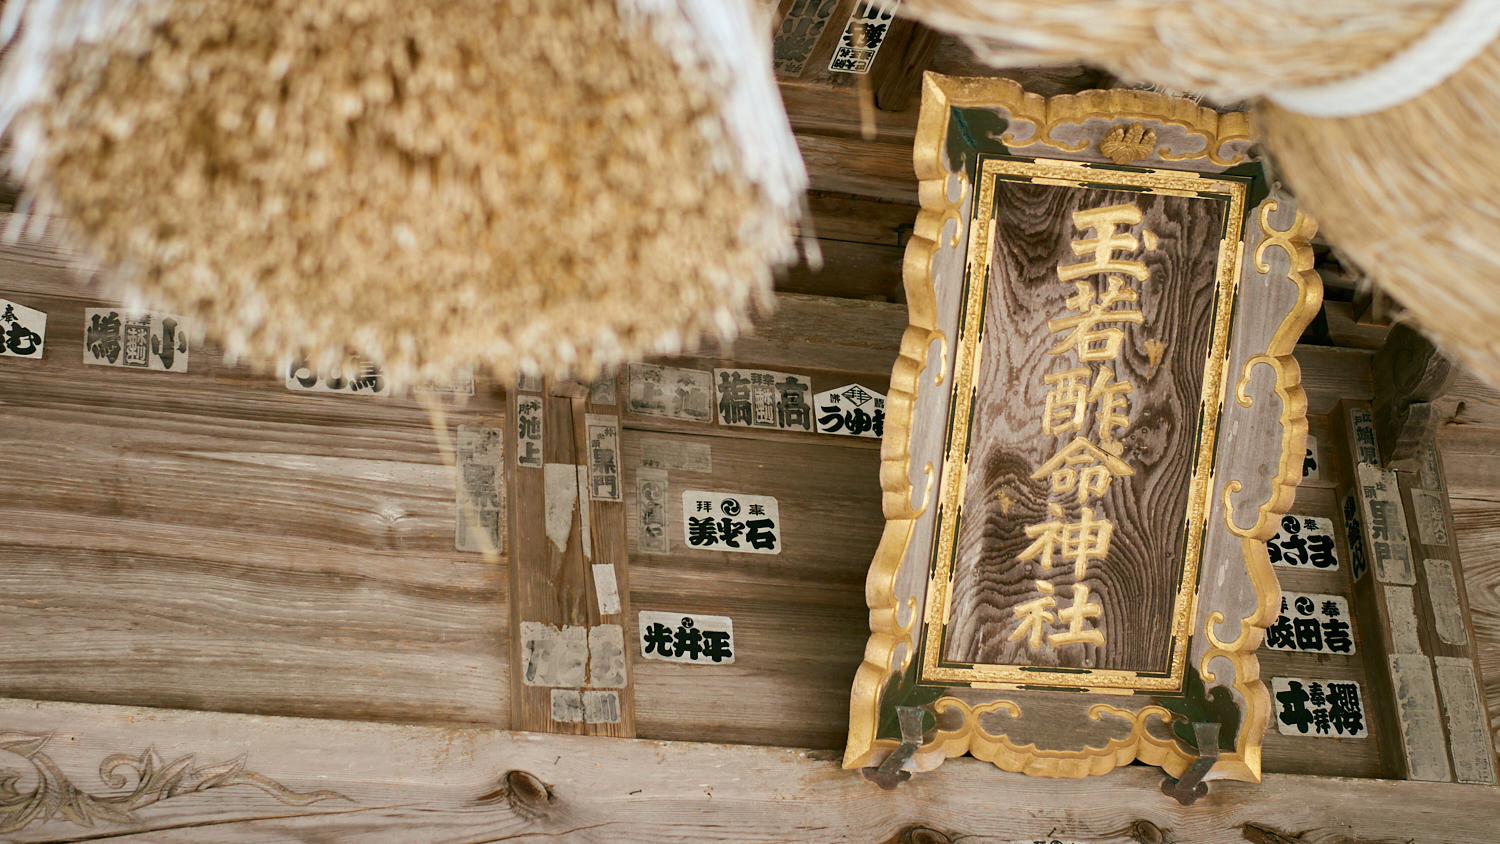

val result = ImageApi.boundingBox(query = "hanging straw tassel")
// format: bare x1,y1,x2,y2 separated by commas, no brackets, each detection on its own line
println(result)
903,0,1500,387
0,0,805,388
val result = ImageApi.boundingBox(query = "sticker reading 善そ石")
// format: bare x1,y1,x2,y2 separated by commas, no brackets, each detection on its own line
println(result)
814,383,886,438
85,309,190,373
0,299,45,358
1272,677,1368,738
1267,515,1339,570
681,490,780,554
639,611,734,664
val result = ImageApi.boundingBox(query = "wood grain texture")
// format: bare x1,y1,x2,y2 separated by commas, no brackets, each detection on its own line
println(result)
622,431,884,750
5,696,1500,844
0,285,511,728
946,183,1227,671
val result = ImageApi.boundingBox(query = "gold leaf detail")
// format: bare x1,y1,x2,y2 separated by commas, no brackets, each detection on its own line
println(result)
1099,123,1157,165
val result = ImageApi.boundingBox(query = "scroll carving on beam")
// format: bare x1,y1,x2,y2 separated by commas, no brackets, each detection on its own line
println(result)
846,74,1321,781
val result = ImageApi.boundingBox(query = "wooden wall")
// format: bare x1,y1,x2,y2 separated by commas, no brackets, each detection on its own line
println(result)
2,226,1498,773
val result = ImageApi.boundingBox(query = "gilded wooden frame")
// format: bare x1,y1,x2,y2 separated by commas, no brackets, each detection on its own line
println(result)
845,74,1321,781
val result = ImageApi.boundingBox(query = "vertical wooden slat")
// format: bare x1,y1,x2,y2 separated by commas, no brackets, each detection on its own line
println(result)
507,379,634,737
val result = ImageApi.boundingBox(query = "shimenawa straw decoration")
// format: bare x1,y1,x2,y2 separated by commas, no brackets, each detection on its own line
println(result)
905,0,1500,388
0,0,807,388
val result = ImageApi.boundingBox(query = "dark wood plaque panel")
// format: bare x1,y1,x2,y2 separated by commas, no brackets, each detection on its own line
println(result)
943,178,1230,674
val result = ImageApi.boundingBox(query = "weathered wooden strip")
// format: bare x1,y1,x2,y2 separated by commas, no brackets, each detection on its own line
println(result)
2,697,1500,844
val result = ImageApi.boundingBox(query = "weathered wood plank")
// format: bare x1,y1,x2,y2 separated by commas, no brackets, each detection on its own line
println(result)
3,697,1500,844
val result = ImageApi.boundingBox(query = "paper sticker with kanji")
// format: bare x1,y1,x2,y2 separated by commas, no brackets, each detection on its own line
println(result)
627,364,714,423
814,383,886,438
638,611,734,664
681,490,781,555
285,354,388,395
0,299,46,358
1267,515,1340,570
1266,592,1355,655
1272,677,1369,738
714,368,813,432
516,396,544,468
85,309,190,372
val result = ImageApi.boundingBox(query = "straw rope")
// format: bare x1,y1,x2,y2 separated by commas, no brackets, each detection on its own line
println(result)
0,0,803,388
907,0,1500,387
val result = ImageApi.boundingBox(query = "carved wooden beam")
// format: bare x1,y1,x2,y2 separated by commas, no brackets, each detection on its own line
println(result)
1372,323,1459,471
870,20,943,113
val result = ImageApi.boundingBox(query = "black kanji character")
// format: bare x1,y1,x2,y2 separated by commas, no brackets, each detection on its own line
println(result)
687,517,720,547
1321,600,1342,618
1308,534,1338,568
1312,704,1332,735
151,316,187,370
718,371,752,425
872,408,885,438
745,518,778,551
673,618,703,660
1322,617,1353,653
748,504,766,516
778,376,811,430
87,311,122,363
702,630,733,663
844,407,874,436
1276,681,1314,734
643,623,674,657
1303,447,1318,478
718,518,746,548
1325,683,1364,735
1293,617,1324,651
4,319,40,355
818,405,847,433
1266,615,1296,649
351,362,384,393
1370,500,1398,541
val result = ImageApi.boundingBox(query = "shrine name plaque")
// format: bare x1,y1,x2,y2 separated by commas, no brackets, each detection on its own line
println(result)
846,75,1320,781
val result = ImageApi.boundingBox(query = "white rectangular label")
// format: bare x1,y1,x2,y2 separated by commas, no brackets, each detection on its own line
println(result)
627,364,713,423
714,368,814,432
455,425,504,553
1271,677,1369,738
1302,434,1321,480
550,689,584,723
639,611,734,664
1349,406,1378,466
516,396,544,468
588,624,627,688
1410,489,1450,547
1434,656,1496,783
86,309,190,373
814,383,887,438
1342,488,1371,581
592,564,622,615
1389,653,1452,781
681,490,781,554
0,299,46,358
1267,515,1340,570
520,622,587,687
1358,464,1416,585
413,368,475,396
637,469,670,554
584,414,622,501
1384,585,1423,655
583,690,621,724
1424,558,1468,646
1266,592,1354,655
639,438,712,473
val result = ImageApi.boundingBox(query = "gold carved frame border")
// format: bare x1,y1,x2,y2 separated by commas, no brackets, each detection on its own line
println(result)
844,74,1320,780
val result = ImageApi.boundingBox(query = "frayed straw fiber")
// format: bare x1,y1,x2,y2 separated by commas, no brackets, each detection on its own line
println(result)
907,0,1500,387
0,0,803,387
